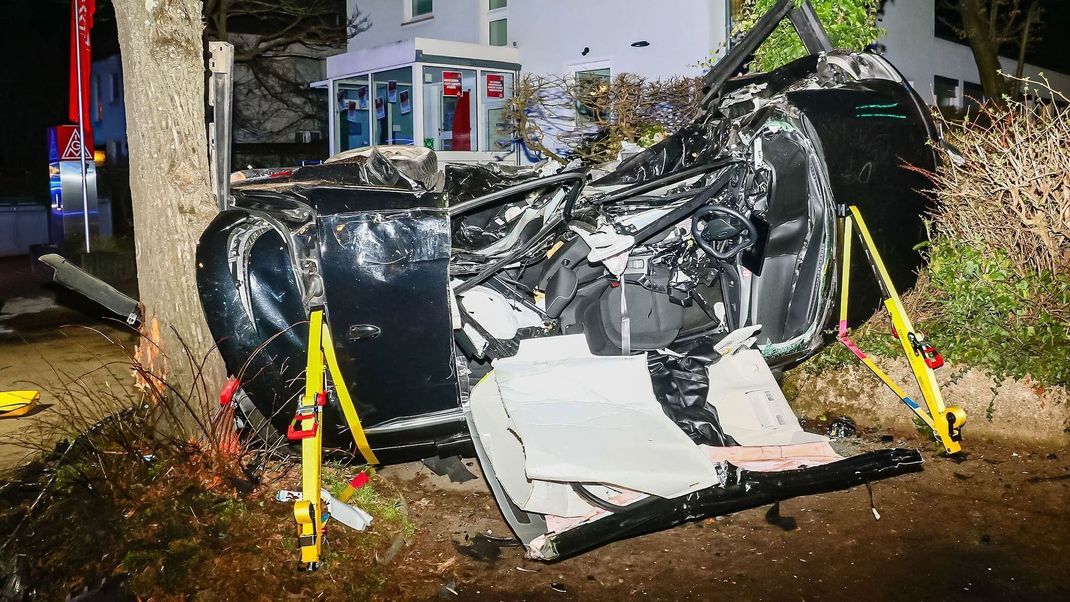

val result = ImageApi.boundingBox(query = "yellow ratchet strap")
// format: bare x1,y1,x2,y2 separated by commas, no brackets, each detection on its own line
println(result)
0,390,40,418
837,205,965,454
292,309,326,568
321,324,379,465
289,309,380,569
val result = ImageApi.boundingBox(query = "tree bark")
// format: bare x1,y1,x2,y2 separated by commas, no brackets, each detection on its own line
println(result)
958,0,1008,105
112,0,226,432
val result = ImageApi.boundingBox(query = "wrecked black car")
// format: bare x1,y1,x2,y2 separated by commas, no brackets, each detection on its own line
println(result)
197,1,936,560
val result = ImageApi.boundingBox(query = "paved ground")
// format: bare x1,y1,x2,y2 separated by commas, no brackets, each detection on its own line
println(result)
0,255,137,469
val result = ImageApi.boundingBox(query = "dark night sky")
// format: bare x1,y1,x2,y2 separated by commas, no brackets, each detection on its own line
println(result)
934,0,1070,73
0,0,119,199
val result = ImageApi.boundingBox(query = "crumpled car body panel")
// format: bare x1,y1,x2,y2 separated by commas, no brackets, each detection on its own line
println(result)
197,50,936,456
195,1,939,559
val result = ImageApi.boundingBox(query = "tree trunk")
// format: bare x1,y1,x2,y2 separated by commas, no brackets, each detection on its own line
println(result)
958,0,1008,105
113,0,226,433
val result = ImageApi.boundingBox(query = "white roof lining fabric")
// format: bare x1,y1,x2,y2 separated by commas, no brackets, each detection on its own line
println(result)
706,348,829,446
470,335,720,517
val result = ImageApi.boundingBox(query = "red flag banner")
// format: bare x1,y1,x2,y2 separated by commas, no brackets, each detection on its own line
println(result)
69,0,97,124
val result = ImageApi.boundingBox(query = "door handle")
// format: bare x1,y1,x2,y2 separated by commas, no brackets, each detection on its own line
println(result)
347,324,381,341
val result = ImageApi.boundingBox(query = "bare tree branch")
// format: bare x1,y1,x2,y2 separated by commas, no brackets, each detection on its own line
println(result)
203,1,372,142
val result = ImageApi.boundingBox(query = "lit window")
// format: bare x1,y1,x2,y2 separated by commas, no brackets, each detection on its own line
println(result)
489,19,507,46
482,71,514,152
574,68,611,125
422,67,478,152
372,67,415,146
489,0,507,9
412,0,433,18
334,75,371,152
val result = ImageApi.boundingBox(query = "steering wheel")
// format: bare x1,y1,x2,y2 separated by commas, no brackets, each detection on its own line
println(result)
691,204,758,260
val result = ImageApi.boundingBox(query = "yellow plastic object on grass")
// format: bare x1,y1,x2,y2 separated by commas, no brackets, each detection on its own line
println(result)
0,391,40,418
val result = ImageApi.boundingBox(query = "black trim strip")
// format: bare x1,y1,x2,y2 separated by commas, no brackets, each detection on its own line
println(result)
539,448,924,561
416,51,521,72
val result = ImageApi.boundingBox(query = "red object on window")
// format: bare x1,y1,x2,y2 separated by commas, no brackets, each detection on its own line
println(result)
443,71,462,97
486,74,505,99
452,91,471,151
69,0,97,124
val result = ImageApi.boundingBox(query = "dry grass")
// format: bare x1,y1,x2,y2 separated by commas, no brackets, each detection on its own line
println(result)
921,78,1070,276
0,326,410,598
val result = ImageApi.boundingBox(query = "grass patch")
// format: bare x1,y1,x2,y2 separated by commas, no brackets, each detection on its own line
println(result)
802,237,1070,389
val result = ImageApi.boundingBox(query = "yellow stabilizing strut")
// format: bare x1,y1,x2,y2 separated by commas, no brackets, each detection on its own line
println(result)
288,308,379,569
838,205,966,454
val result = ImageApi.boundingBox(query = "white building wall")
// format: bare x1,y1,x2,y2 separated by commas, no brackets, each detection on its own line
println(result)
347,0,727,79
348,0,1070,103
506,0,724,78
879,0,1070,104
347,0,483,49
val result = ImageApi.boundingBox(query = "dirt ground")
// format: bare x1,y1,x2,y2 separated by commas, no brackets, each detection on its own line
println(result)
2,255,1069,600
377,433,1070,601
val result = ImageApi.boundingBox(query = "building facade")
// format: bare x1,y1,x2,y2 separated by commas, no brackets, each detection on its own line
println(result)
326,0,734,162
879,0,1070,110
327,0,1069,161
90,54,128,165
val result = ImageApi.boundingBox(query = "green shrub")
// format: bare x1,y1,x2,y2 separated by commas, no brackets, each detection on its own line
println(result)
804,237,1070,387
926,79,1069,276
732,0,884,72
915,238,1070,386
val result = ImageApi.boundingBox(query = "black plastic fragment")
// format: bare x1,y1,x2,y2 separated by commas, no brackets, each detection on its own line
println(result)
539,448,924,561
423,455,477,483
647,351,737,447
764,501,798,531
